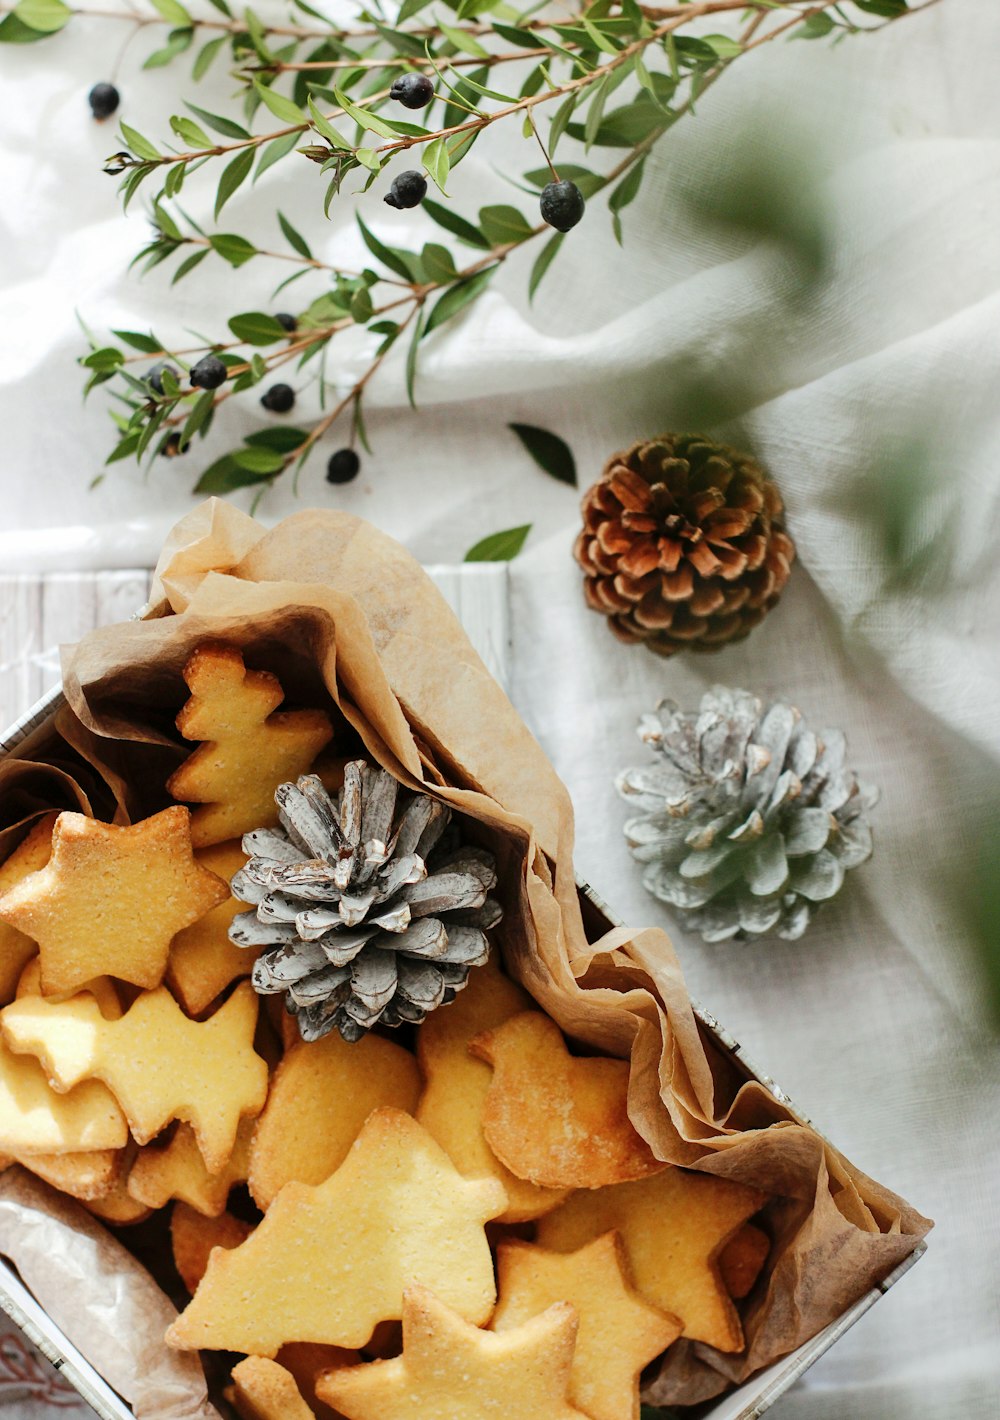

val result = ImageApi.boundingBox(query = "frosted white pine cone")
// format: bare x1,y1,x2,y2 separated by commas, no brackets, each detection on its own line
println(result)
616,687,877,942
229,763,501,1041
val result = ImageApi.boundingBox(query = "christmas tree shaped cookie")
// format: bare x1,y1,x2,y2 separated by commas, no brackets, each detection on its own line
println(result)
416,956,569,1222
248,1028,421,1209
166,1108,507,1355
0,808,228,995
167,644,334,848
537,1167,767,1353
1,981,268,1172
317,1285,590,1420
470,1011,664,1189
492,1233,681,1420
0,813,56,1005
167,840,259,1016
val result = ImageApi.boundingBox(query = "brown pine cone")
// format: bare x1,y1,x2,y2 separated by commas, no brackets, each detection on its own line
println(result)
573,434,795,656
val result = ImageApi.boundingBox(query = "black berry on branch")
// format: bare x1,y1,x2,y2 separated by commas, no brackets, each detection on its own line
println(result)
326,449,361,484
384,171,427,210
389,73,434,109
540,180,586,233
275,312,298,332
260,383,295,414
189,355,227,391
159,433,183,458
88,83,120,120
145,362,179,395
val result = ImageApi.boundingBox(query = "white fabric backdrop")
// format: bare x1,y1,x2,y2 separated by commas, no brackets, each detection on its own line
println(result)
2,1,1000,1416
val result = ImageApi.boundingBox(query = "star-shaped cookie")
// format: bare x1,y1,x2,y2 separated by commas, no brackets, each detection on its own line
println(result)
536,1167,767,1353
318,1285,590,1420
166,1108,507,1356
493,1233,681,1420
0,808,228,995
0,813,57,1004
1,981,268,1172
129,1116,254,1216
470,1011,664,1189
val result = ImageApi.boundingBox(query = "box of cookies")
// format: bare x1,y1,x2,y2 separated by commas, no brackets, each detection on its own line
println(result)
0,501,929,1420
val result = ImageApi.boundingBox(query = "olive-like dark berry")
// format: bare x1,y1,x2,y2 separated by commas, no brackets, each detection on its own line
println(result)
189,355,228,391
384,171,427,211
260,383,295,414
88,83,120,120
159,432,184,458
275,312,298,333
540,179,585,233
326,448,360,484
145,362,179,396
389,73,434,110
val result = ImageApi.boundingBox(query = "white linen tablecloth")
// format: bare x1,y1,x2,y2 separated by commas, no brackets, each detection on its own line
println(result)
2,1,999,1416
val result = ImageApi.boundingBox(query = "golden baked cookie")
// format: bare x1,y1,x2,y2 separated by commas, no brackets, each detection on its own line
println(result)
167,840,259,1016
129,1117,254,1217
0,814,57,1005
171,1202,254,1293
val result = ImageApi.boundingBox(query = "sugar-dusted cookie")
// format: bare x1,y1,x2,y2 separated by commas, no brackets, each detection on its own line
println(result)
493,1233,680,1420
167,841,260,1016
416,956,569,1223
0,814,57,1005
167,644,334,849
469,1012,663,1189
130,1117,254,1216
1,981,268,1172
230,1357,319,1420
318,1285,589,1420
16,958,121,1019
248,1030,420,1210
719,1222,770,1299
0,1036,127,1155
166,1109,507,1356
0,808,228,995
19,1147,123,1202
171,1202,254,1293
537,1168,767,1353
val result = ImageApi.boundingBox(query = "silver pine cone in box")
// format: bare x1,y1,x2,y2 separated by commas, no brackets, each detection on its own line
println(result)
617,687,877,942
228,763,501,1041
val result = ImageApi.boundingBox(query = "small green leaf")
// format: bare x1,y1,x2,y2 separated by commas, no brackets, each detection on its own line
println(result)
423,198,491,250
422,136,451,195
81,346,124,371
10,0,70,33
111,330,161,353
701,33,742,58
334,86,400,139
253,79,308,125
420,242,456,283
478,204,533,246
195,454,270,493
424,266,497,335
105,431,142,465
492,22,548,49
437,18,489,56
192,33,226,79
356,214,416,283
255,130,301,179
464,524,532,562
180,389,215,446
120,122,161,161
209,232,257,267
228,311,288,344
350,285,374,323
509,424,575,485
854,0,908,14
793,11,835,37
278,211,312,259
186,102,250,141
170,115,212,148
308,96,353,150
231,445,287,474
528,231,563,301
214,146,254,219
405,309,425,407
150,0,190,24
245,426,309,453
172,247,209,283
354,146,382,173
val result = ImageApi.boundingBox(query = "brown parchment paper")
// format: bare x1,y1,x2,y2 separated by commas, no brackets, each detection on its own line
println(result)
3,498,930,1410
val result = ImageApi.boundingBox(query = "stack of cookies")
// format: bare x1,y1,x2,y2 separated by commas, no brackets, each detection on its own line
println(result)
0,645,772,1420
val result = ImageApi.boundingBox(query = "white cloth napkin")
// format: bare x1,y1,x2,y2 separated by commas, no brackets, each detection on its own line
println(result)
2,2,999,1416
